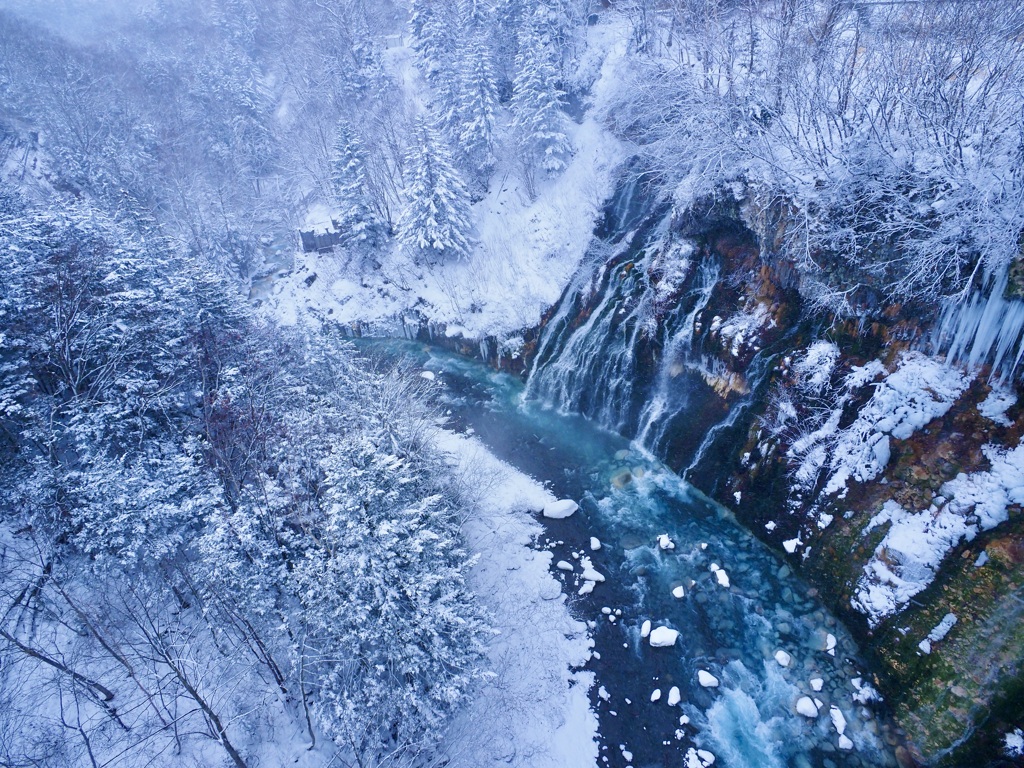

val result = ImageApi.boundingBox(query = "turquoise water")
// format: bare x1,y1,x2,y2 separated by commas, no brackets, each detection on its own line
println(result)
358,340,897,768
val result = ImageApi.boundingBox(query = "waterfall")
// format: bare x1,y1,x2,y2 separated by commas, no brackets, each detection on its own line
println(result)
634,261,720,455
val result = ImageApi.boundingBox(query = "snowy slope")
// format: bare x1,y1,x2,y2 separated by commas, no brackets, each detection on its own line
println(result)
267,16,631,342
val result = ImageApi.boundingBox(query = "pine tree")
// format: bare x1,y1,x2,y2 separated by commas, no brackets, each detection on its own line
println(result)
455,36,500,180
329,121,383,246
398,117,474,262
510,9,572,177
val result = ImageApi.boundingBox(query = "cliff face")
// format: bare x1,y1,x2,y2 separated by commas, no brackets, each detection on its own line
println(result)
670,194,1024,767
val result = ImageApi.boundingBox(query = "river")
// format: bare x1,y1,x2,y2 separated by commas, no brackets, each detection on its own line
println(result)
358,339,899,768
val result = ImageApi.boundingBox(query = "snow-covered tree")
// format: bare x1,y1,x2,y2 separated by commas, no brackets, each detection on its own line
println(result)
455,36,501,181
398,117,474,262
329,120,385,246
510,9,572,181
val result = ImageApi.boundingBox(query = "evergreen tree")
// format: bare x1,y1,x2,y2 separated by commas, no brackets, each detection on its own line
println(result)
398,117,474,262
455,36,501,181
329,120,384,246
510,9,572,177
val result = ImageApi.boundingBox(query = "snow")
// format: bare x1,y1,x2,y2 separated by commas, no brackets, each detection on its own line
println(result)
783,537,801,554
823,353,969,496
641,619,652,638
649,626,680,647
672,585,685,598
434,431,597,768
590,537,602,551
1005,728,1024,757
830,705,848,735
796,697,819,717
979,384,1015,426
657,533,675,550
557,560,574,571
713,568,730,588
667,686,681,706
774,650,791,667
794,341,840,394
579,556,605,583
839,735,854,750
686,747,717,768
810,677,824,692
853,442,1024,626
651,688,662,702
919,613,957,655
267,16,630,342
543,499,579,519
697,670,720,688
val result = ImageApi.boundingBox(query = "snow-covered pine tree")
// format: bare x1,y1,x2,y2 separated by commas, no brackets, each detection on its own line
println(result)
398,116,474,263
410,0,460,114
329,120,384,246
510,8,572,180
455,35,500,181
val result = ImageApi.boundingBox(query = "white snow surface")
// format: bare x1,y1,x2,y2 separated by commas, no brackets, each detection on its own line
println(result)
266,17,629,342
649,626,680,647
979,384,1016,426
1005,728,1024,757
853,441,1024,626
435,431,597,768
823,352,969,496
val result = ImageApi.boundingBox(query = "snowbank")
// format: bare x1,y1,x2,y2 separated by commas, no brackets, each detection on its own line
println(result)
434,431,597,768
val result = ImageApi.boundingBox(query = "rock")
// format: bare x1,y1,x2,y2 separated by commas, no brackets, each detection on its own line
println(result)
714,568,731,588
830,705,847,735
641,620,652,638
796,696,819,717
543,499,578,519
658,534,676,550
650,626,679,647
775,650,792,667
668,686,681,706
697,670,719,688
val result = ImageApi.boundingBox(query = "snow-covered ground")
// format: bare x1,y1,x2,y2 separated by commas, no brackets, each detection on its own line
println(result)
268,16,631,342
435,430,597,768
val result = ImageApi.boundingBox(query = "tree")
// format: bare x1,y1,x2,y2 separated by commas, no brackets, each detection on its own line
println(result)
329,120,385,246
398,117,474,262
455,35,501,182
510,9,572,184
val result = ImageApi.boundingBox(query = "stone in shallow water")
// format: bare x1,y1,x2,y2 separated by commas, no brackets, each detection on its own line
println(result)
543,499,578,518
697,670,719,688
649,626,679,647
796,696,819,717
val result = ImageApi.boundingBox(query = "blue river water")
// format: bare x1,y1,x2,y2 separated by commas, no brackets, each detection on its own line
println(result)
358,339,899,768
